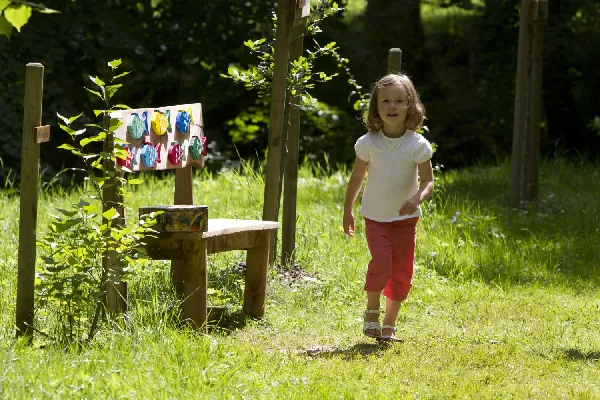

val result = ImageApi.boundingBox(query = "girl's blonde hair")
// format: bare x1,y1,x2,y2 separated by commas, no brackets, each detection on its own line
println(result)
365,73,425,132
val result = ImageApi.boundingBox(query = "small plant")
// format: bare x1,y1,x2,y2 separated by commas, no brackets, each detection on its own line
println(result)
35,60,157,345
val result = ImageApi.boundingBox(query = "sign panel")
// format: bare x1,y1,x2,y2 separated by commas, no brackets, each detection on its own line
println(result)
112,103,205,171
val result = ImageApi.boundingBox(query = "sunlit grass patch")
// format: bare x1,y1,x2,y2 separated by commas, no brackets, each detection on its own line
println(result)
1,158,599,398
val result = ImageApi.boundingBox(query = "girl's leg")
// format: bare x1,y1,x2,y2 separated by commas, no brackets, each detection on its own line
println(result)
381,217,419,338
362,217,393,337
364,290,382,336
382,297,402,336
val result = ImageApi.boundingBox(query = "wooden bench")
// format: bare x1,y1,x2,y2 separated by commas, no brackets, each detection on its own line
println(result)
107,103,279,332
140,210,278,330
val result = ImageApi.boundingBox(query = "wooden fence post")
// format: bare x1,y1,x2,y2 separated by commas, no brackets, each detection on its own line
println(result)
103,113,126,314
16,63,45,340
282,21,306,265
263,0,293,263
388,48,402,73
510,0,531,208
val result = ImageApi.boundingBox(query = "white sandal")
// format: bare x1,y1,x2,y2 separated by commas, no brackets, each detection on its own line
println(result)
378,325,402,342
363,309,381,338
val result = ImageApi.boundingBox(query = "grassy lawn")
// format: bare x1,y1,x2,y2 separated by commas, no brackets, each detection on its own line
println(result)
1,158,599,398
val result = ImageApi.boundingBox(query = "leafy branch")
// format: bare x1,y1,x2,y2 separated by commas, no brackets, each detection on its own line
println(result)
222,0,367,113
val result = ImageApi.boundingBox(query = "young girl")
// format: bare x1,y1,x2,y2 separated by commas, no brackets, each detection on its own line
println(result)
343,73,434,342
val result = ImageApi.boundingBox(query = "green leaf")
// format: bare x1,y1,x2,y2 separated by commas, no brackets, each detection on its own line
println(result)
108,118,123,133
102,208,120,220
57,113,70,126
112,71,130,80
0,15,12,39
84,123,105,130
112,104,131,110
69,112,83,123
90,75,105,87
94,110,105,117
108,59,122,69
105,84,122,100
37,8,60,14
128,179,144,185
76,199,91,208
91,176,109,184
0,0,10,12
57,143,76,151
4,4,32,32
84,87,103,100
57,208,78,217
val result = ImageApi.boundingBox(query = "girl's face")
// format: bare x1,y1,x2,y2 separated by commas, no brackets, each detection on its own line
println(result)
377,84,408,132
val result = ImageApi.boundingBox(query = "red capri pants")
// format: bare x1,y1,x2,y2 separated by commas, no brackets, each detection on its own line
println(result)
363,216,419,301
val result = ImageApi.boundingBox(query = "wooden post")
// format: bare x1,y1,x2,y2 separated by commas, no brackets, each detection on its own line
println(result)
526,0,548,201
510,0,531,208
103,114,126,314
388,48,402,73
16,63,44,340
173,166,194,297
182,238,207,332
244,230,271,317
282,23,306,265
262,0,293,262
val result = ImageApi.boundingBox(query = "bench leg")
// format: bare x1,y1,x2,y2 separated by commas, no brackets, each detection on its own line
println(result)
243,230,271,318
182,238,207,332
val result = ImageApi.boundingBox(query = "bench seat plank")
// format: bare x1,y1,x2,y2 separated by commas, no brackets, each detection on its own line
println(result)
204,219,280,238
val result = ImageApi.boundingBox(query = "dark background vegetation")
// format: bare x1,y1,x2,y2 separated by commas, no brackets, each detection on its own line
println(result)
1,0,599,184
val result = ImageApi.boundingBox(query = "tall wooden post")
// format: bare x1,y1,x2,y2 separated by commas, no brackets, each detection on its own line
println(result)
263,0,293,263
526,0,548,200
388,48,402,73
282,20,307,265
172,166,194,298
510,0,531,208
103,114,126,314
16,63,44,340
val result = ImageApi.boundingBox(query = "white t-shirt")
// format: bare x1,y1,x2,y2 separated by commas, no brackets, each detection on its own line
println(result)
354,130,433,222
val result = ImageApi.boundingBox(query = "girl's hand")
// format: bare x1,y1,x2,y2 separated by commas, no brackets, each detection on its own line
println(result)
343,211,355,237
399,196,420,215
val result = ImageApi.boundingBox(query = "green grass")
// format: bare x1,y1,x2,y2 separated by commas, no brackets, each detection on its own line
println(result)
1,158,599,398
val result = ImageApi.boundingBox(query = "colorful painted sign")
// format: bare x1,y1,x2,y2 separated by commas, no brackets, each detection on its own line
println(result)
112,103,205,171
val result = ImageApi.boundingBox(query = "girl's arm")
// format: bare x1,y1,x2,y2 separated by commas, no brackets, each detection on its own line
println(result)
399,160,435,215
343,157,368,236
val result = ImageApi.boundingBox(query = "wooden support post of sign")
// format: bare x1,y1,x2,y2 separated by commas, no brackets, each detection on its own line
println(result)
263,0,294,263
282,21,307,265
172,166,194,298
103,114,127,314
16,63,45,340
510,0,531,208
388,48,402,73
526,0,548,201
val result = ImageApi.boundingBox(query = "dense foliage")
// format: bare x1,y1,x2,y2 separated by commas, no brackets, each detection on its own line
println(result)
1,0,599,184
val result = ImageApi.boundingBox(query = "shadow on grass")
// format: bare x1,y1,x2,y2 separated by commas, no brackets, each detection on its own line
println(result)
563,348,600,362
300,341,398,360
207,309,251,335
